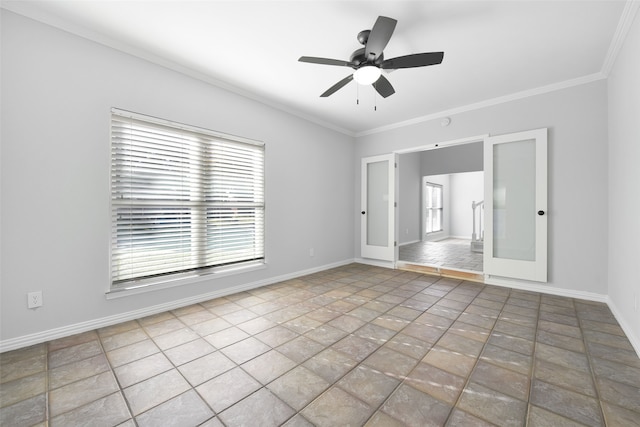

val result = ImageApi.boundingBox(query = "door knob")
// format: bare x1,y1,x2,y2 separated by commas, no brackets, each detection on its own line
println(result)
538,210,545,216
361,211,366,215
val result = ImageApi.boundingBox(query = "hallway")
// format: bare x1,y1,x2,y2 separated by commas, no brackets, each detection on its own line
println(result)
399,238,483,273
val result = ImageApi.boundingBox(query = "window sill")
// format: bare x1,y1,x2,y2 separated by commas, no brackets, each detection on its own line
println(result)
105,261,266,300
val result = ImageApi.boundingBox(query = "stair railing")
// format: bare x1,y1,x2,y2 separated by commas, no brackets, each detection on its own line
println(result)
472,200,484,242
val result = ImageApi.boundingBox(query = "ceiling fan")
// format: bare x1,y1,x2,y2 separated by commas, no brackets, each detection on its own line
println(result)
299,16,444,98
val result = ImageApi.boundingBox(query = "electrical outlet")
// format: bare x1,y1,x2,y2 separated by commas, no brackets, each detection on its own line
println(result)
635,293,638,312
28,291,43,309
309,248,315,257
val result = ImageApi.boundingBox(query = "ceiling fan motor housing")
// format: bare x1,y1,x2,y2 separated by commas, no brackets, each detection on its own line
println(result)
350,47,384,68
357,29,370,45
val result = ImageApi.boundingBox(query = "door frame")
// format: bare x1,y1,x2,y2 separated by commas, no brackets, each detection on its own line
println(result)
392,135,489,268
360,153,397,262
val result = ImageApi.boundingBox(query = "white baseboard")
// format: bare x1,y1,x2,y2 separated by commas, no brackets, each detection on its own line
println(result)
486,275,639,358
0,259,355,353
4,259,638,361
485,275,608,303
450,235,472,240
398,240,420,247
605,297,640,359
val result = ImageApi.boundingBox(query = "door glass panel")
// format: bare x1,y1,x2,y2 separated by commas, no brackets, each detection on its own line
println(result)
493,139,536,261
367,160,389,247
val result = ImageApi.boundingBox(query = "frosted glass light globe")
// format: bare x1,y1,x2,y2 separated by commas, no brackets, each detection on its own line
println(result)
353,66,382,85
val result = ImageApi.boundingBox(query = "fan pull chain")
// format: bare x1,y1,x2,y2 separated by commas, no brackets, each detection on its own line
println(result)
356,83,360,105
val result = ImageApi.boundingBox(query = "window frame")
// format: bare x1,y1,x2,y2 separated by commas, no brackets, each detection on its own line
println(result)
108,108,265,293
425,182,443,234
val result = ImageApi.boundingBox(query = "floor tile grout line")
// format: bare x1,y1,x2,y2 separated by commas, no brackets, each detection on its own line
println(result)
45,331,138,425
44,341,50,426
136,315,225,425
525,294,602,426
273,276,429,423
249,272,444,425
285,277,426,424
524,288,542,427
182,274,410,425
104,315,217,426
575,298,609,426
441,281,509,427
6,264,638,426
102,319,142,427
356,277,484,426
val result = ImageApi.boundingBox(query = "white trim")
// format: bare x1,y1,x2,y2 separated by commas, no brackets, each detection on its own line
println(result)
485,275,607,303
487,274,639,358
0,259,354,353
398,240,420,247
606,296,640,359
0,4,356,138
601,1,640,77
2,3,620,141
450,235,472,240
106,262,267,300
111,108,264,147
3,3,625,140
394,135,488,154
356,73,605,138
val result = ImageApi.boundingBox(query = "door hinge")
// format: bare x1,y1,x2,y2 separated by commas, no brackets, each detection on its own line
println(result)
394,202,397,208
394,241,397,247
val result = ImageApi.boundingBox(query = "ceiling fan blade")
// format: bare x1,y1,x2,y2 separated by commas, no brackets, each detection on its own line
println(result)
364,16,397,61
381,52,444,70
320,74,354,97
372,75,395,98
299,56,353,67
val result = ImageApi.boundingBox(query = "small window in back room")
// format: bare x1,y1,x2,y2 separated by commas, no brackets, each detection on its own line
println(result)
110,108,265,290
425,182,443,233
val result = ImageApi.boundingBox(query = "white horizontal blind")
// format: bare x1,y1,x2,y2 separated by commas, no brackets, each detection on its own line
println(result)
110,110,264,286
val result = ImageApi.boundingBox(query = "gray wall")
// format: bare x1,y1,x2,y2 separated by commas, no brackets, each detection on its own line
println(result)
450,172,484,239
607,11,640,350
421,142,484,176
355,79,609,297
0,12,355,344
398,153,421,245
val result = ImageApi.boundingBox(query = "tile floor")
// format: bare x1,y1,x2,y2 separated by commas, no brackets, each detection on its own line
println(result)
400,238,484,272
1,263,639,426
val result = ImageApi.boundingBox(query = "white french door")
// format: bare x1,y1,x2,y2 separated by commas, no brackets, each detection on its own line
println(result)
361,154,396,261
484,128,548,282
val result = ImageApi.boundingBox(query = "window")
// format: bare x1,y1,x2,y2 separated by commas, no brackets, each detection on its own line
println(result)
425,182,443,234
110,109,265,289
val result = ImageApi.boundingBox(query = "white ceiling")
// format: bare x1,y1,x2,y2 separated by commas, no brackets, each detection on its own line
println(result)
3,1,630,135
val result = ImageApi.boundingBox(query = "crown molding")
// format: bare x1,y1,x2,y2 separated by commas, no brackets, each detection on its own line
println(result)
602,0,640,77
0,3,356,138
3,0,635,140
355,72,606,138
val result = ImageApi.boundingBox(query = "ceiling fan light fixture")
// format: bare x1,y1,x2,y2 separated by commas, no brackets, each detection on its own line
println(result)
353,66,381,85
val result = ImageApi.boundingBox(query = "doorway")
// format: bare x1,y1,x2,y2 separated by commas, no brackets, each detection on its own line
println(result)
386,128,547,284
396,140,485,277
